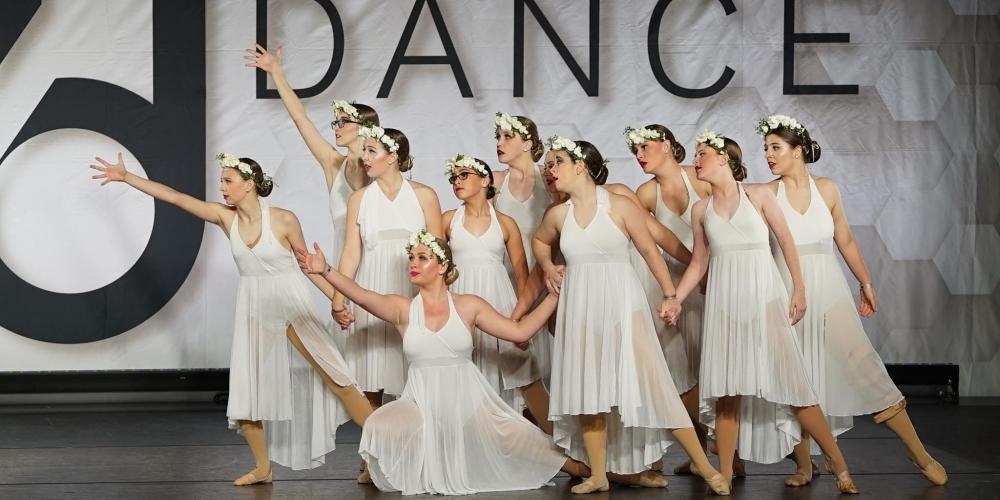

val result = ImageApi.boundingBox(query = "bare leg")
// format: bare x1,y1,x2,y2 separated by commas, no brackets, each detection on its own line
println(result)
234,420,272,486
521,379,554,435
608,470,669,488
673,385,707,474
875,401,947,485
715,396,740,483
794,405,859,494
562,458,591,478
571,413,610,494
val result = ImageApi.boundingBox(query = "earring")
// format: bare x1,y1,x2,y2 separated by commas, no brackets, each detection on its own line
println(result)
794,154,799,159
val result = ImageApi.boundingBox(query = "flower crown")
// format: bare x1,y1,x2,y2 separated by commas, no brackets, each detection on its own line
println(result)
405,230,449,265
755,114,806,141
624,126,665,149
445,154,489,177
494,112,531,139
546,135,585,162
359,125,399,153
217,153,273,189
695,130,726,154
332,100,359,120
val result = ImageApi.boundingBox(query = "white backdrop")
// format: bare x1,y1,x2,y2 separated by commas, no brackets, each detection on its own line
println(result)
1,0,998,395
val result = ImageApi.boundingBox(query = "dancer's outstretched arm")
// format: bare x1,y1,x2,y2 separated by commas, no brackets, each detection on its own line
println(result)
460,292,558,344
297,243,409,328
89,153,229,227
246,44,343,189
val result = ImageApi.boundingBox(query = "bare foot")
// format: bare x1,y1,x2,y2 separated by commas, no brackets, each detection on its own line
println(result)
234,466,272,486
357,462,373,484
636,470,669,488
784,469,812,487
570,477,610,494
562,459,591,478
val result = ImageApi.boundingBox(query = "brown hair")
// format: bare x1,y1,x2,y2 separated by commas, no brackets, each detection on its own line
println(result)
353,103,380,127
237,157,273,197
720,138,747,181
576,140,609,185
765,125,821,163
475,157,497,199
516,116,544,162
643,124,686,162
381,128,413,172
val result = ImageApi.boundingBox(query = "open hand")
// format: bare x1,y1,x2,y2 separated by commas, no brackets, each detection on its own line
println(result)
245,44,282,73
295,242,328,274
89,152,127,185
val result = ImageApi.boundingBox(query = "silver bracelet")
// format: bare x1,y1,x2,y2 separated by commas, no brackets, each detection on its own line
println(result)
663,294,677,300
859,283,873,289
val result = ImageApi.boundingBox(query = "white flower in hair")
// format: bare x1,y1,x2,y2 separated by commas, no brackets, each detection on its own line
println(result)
695,130,726,153
755,114,806,139
444,154,489,177
494,112,531,139
405,229,449,264
545,134,585,162
624,126,665,149
216,153,254,177
359,125,399,153
332,100,359,120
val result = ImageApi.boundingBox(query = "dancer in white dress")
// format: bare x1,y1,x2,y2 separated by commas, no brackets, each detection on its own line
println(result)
492,112,554,432
628,124,715,475
296,230,591,495
245,44,376,279
756,115,947,486
671,131,859,493
333,126,443,406
533,137,729,495
442,155,539,415
88,153,374,485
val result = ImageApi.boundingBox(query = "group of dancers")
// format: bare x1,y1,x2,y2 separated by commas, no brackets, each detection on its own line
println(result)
84,44,949,496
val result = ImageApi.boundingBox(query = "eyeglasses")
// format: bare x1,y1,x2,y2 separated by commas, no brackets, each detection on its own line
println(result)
331,119,360,129
448,171,482,185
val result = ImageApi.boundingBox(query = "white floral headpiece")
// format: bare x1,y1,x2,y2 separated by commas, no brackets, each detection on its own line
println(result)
359,125,399,153
624,126,665,150
494,112,531,139
217,153,254,177
695,130,726,154
755,114,806,140
405,229,449,265
545,135,585,162
331,100,359,120
444,154,489,177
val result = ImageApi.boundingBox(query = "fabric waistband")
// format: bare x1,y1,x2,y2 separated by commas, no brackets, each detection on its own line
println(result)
711,241,770,256
566,252,630,265
796,239,835,256
408,357,471,368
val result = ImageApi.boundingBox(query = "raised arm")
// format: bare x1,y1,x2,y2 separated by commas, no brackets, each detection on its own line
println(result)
89,153,228,227
298,242,409,328
464,292,559,344
246,45,342,188
675,201,709,302
820,178,878,317
748,184,806,325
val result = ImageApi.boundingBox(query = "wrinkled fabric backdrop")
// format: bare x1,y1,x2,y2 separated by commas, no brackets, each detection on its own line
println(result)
1,0,997,395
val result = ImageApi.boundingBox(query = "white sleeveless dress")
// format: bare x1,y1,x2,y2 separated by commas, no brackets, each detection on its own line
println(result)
772,178,903,445
551,188,692,474
653,169,705,395
494,166,552,381
449,205,540,409
347,180,425,396
328,162,355,268
358,293,566,495
227,202,354,470
698,185,819,464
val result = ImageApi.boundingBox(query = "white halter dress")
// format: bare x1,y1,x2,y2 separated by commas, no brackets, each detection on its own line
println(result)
226,202,354,470
495,166,552,381
550,188,692,474
328,162,355,270
346,180,424,396
358,293,566,495
652,169,705,394
698,185,819,464
449,205,540,409
772,177,903,448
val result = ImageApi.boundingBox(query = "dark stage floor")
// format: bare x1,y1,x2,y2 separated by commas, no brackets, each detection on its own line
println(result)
0,398,997,499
